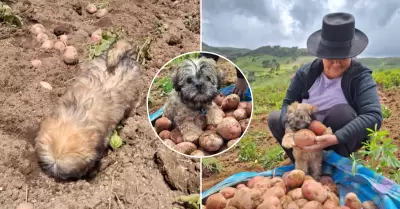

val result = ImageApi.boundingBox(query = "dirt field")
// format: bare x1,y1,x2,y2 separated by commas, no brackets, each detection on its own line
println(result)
202,87,400,191
0,0,200,208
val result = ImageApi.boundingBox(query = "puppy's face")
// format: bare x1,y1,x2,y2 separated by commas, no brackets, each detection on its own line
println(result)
172,57,223,104
286,102,317,130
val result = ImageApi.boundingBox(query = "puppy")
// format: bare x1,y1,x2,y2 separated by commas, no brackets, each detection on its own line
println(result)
163,57,223,143
34,40,141,180
282,101,332,180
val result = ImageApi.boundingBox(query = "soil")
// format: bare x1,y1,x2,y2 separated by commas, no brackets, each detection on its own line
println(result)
0,0,200,208
201,87,400,192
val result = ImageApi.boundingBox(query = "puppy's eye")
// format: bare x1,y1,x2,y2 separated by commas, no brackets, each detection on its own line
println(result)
186,78,192,83
206,76,211,81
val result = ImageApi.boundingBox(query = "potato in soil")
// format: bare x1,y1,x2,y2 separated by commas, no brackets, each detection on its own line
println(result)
199,130,224,152
154,116,172,133
221,94,240,110
216,117,242,140
206,193,227,209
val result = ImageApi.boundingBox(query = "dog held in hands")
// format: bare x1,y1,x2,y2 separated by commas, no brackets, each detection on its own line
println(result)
34,40,141,180
282,101,332,180
163,57,223,143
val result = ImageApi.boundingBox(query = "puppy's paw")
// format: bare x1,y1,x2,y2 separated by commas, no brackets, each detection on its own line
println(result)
324,127,333,135
282,132,295,149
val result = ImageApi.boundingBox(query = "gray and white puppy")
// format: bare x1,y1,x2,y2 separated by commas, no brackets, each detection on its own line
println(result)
163,57,223,143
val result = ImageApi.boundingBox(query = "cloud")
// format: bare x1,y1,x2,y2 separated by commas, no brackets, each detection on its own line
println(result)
202,0,400,57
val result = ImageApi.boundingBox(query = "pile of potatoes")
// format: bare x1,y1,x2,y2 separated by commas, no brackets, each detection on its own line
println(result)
154,93,252,156
203,169,378,209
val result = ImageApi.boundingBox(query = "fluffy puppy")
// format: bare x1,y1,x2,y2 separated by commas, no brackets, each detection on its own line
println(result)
282,101,332,180
34,40,141,180
163,57,223,143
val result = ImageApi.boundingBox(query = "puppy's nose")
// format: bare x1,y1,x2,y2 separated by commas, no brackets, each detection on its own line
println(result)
195,83,203,89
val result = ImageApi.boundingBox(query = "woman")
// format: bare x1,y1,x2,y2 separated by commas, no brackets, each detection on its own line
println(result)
268,12,383,163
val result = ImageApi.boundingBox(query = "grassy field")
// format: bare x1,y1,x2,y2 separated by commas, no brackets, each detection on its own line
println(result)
201,43,400,184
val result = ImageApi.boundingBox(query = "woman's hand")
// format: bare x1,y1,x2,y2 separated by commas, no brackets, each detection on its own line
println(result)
301,134,339,151
233,78,248,99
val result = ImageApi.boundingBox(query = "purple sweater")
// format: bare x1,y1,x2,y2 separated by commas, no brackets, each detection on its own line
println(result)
302,72,348,121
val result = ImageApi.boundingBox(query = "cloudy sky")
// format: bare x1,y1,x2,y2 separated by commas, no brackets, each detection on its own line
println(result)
202,0,400,57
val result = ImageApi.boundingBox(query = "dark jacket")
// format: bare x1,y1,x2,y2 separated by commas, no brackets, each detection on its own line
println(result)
279,58,383,144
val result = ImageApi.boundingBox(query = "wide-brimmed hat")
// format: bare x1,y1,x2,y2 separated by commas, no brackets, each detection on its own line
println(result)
307,12,368,59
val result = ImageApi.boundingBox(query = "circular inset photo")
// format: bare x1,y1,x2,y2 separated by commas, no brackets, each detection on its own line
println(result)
147,51,253,157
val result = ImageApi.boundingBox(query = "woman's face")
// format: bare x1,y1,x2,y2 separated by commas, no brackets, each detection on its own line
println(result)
322,58,351,79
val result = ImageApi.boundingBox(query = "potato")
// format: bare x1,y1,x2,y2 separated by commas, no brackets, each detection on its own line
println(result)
173,142,197,155
216,117,242,140
361,201,378,209
301,180,328,203
206,193,227,209
323,199,338,209
190,149,206,156
270,177,286,193
41,40,54,50
206,103,225,125
236,184,246,189
301,201,323,209
253,178,272,194
239,119,250,132
244,102,252,117
213,92,225,106
159,130,171,139
228,187,263,209
238,102,248,109
227,139,238,147
30,24,45,35
326,192,339,206
337,207,351,209
225,110,235,118
36,32,49,43
54,41,66,52
59,34,68,44
163,139,176,147
304,175,315,181
344,193,361,209
86,3,97,14
221,94,240,111
219,187,237,199
287,188,303,200
293,129,316,147
294,199,308,208
308,120,326,136
95,8,108,18
262,186,285,199
280,195,293,208
199,130,224,152
31,59,42,68
91,28,102,43
170,129,183,144
286,202,300,209
325,183,338,196
155,117,172,133
284,170,305,189
234,108,247,120
63,46,79,65
257,195,280,209
247,176,267,188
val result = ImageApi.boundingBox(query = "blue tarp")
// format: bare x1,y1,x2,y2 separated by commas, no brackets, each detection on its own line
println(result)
202,150,400,209
149,84,252,122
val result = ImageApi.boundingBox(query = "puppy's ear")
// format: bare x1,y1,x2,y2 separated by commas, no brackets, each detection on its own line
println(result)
171,69,181,92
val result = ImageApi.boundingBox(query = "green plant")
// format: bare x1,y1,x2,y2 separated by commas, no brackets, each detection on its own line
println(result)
88,26,122,59
381,104,391,118
174,194,200,209
0,3,23,28
109,130,123,150
202,157,222,173
155,77,173,95
95,2,109,9
238,136,258,162
259,146,286,170
351,124,400,183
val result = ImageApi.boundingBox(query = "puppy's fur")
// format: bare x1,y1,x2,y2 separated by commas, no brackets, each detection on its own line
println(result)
34,40,141,180
163,57,223,143
282,101,332,180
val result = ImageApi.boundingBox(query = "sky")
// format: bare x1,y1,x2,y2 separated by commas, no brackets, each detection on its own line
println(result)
202,0,400,57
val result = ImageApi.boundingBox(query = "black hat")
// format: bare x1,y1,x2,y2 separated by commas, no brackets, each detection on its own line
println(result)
307,12,368,59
